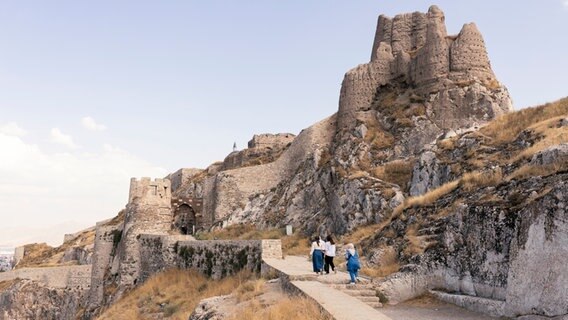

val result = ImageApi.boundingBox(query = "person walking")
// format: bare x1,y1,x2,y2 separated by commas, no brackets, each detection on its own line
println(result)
324,235,336,274
345,243,361,284
309,235,325,275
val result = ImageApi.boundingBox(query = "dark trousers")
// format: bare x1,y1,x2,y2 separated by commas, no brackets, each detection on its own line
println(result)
324,255,335,273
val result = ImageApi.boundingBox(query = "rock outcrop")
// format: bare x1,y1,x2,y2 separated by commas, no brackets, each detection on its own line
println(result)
211,5,512,235
0,280,85,320
5,6,565,320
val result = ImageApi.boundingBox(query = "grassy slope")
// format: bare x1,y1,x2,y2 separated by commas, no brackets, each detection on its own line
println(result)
96,268,330,320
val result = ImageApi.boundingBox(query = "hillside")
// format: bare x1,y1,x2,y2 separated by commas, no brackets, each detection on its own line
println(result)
1,6,566,320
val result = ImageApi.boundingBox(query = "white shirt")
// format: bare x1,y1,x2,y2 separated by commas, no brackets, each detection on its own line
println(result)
324,242,336,257
310,240,325,255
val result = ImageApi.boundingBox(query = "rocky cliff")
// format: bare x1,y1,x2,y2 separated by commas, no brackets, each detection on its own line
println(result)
197,6,513,236
2,5,566,320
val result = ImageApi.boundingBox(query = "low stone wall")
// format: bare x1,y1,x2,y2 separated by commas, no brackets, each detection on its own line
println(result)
138,235,282,282
0,265,92,289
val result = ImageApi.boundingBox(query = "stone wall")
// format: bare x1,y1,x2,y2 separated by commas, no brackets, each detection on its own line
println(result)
203,116,335,224
168,168,203,193
87,223,121,309
138,235,282,281
338,5,512,130
247,133,295,149
118,178,172,287
0,265,91,289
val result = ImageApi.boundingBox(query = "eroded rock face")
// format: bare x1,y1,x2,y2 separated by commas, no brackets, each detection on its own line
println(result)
203,6,513,237
0,280,85,320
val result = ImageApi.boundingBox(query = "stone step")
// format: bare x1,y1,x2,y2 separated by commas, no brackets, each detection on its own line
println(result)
357,296,382,304
364,301,384,308
340,289,377,297
332,283,375,290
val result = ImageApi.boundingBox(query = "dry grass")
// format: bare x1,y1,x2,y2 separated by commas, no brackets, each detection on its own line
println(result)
226,296,332,320
343,221,391,245
364,123,395,150
360,247,400,278
0,280,16,291
402,225,435,257
195,224,284,241
281,233,311,256
347,170,370,180
507,162,567,181
97,269,255,320
481,97,568,145
437,137,457,150
393,180,460,217
234,279,265,302
461,168,503,191
372,160,414,188
512,116,568,161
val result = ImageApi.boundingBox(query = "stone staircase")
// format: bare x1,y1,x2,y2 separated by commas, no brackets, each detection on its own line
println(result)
332,283,383,308
263,256,393,320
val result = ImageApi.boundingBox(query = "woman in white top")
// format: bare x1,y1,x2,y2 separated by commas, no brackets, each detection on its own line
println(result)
324,235,336,274
309,235,325,274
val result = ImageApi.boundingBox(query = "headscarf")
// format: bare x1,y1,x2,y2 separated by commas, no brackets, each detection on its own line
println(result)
346,243,356,256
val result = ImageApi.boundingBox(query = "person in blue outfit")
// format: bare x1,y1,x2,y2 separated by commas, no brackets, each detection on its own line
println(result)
345,243,361,284
309,235,325,275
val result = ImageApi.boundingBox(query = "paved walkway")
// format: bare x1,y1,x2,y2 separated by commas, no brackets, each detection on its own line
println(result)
264,256,393,320
264,256,495,320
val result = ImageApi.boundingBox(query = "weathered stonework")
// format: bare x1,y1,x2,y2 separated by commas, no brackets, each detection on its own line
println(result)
248,133,295,149
338,5,512,131
167,168,203,193
0,265,92,289
138,236,281,281
87,223,120,310
117,178,172,288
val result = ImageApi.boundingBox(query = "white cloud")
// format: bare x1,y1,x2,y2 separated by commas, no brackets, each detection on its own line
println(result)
50,127,79,148
0,133,168,246
81,116,107,131
564,0,568,7
0,122,27,137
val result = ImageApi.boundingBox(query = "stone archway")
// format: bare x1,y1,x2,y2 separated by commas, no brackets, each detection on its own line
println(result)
173,204,196,235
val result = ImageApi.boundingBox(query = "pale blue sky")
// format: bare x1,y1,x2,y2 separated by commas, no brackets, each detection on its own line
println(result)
0,1,567,246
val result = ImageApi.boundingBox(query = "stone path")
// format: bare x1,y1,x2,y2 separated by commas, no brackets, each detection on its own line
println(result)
264,256,392,319
292,281,392,320
264,256,495,320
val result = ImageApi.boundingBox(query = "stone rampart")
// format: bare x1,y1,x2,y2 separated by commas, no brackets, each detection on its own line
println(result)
118,177,172,287
338,5,512,130
204,116,335,223
167,168,203,193
0,265,92,289
138,235,282,282
87,223,120,308
248,133,295,149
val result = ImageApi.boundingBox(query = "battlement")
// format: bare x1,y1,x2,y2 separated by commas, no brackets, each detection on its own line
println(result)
128,177,172,205
248,133,295,149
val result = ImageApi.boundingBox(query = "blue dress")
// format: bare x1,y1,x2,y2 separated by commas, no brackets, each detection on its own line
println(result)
312,249,324,272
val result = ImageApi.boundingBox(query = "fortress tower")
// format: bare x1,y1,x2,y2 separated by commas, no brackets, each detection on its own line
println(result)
118,178,172,287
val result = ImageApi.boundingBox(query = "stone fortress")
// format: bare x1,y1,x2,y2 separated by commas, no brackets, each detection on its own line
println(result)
2,5,567,320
